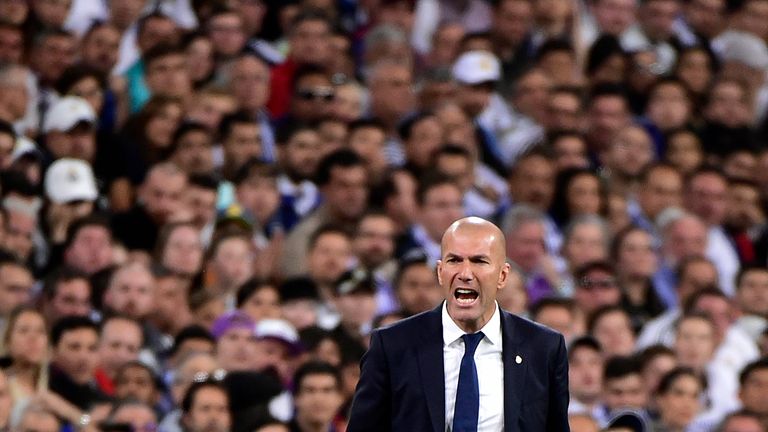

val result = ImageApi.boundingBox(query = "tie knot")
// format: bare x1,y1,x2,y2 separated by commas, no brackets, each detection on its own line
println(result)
462,332,485,356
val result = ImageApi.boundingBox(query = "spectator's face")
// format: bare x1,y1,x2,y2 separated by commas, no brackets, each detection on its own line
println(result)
593,311,636,357
616,229,657,278
111,405,157,432
552,136,589,170
0,26,23,64
574,269,621,315
646,83,691,132
31,0,71,27
81,25,120,73
568,347,603,402
68,76,104,114
354,215,396,269
173,130,214,176
140,170,187,224
53,328,99,384
289,19,331,65
404,116,443,169
307,233,352,286
638,167,682,220
170,354,217,405
162,225,203,276
230,56,270,113
348,127,387,178
216,327,256,372
513,70,552,123
396,263,443,315
236,175,280,225
704,81,750,128
494,0,534,46
692,295,732,343
739,368,768,415
508,156,555,211
137,17,178,51
420,183,464,242
566,174,602,217
64,225,113,275
737,270,768,317
722,151,757,181
184,185,217,230
674,317,715,371
436,154,473,192
47,278,91,321
186,93,237,131
641,353,676,396
46,124,97,163
336,291,377,329
7,311,47,366
430,23,464,66
534,306,574,340
280,129,322,181
252,339,292,380
563,224,607,270
146,102,183,149
115,365,157,404
333,83,364,122
639,0,679,40
369,64,415,121
0,264,33,316
587,95,630,150
547,93,582,131
208,13,246,57
675,49,712,94
604,373,648,412
677,261,717,302
153,275,192,332
665,131,702,175
294,374,343,427
505,221,546,273
211,238,254,292
292,74,335,122
684,0,725,37
146,53,191,98
656,375,702,430
736,0,768,39
240,286,281,322
224,123,262,173
32,34,76,84
456,83,494,118
282,299,318,330
685,173,728,226
183,387,231,432
593,0,637,35
322,165,368,220
105,266,156,319
99,319,142,377
185,37,214,84
603,125,654,177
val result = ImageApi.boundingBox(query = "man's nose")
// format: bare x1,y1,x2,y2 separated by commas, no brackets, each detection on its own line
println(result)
457,263,473,281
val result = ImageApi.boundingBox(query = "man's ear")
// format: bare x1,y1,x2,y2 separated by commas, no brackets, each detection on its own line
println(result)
497,263,510,290
436,260,443,286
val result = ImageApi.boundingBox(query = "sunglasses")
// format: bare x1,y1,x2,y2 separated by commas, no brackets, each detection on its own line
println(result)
579,278,617,290
297,87,335,102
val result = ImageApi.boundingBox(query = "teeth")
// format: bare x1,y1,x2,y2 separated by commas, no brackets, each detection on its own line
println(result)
456,289,475,294
457,297,476,304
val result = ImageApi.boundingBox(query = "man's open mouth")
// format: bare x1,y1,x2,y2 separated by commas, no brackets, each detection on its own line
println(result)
454,288,479,305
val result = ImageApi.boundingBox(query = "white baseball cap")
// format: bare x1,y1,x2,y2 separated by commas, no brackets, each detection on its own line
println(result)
44,158,98,204
452,50,501,85
255,319,303,355
43,96,96,134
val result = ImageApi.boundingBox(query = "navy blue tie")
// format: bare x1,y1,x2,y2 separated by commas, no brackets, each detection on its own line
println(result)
452,332,485,432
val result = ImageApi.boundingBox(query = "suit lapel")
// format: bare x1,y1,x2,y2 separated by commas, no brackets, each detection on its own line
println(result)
501,311,526,431
417,305,446,432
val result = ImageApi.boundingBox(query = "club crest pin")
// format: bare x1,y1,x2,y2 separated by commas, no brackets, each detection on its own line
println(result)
515,355,522,364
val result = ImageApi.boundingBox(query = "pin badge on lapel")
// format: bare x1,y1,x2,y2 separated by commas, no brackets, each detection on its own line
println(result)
515,355,522,364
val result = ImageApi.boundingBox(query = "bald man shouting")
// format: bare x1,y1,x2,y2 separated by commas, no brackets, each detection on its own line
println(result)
348,217,569,432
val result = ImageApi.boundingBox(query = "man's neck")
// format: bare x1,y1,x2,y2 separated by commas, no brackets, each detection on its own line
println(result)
296,415,330,432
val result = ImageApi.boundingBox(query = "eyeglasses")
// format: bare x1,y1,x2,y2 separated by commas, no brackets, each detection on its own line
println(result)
191,368,227,383
579,278,617,290
297,87,335,102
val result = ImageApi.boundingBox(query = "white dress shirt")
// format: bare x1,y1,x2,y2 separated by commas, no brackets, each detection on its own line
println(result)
443,302,504,432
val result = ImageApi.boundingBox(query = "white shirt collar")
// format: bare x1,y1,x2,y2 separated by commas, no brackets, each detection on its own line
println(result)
442,300,502,347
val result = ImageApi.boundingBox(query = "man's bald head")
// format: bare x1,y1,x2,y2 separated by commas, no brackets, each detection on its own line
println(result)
442,217,507,261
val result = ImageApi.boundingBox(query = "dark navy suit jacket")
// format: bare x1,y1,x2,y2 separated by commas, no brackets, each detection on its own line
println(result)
347,304,570,432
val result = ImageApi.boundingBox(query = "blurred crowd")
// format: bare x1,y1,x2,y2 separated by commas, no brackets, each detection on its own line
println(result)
0,0,766,431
